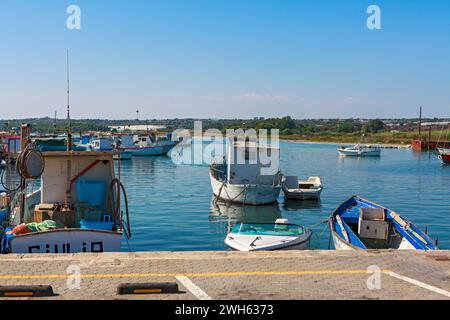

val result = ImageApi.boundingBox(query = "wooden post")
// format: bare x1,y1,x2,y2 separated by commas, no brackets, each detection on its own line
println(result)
19,124,30,152
19,123,30,224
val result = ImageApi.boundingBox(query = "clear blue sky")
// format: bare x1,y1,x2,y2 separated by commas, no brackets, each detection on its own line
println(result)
0,0,449,119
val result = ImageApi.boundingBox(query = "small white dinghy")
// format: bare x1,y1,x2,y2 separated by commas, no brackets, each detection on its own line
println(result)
282,176,323,200
224,219,312,251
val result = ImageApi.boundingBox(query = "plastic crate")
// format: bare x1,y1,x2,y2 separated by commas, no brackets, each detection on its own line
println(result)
80,219,114,231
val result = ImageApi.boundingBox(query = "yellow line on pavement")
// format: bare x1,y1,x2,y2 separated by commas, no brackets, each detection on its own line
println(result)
0,269,392,280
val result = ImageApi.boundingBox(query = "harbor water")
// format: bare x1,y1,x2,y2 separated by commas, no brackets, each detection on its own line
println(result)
118,140,450,251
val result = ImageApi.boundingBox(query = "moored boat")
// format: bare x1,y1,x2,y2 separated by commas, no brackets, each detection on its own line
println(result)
282,176,323,200
123,134,177,156
0,126,131,254
329,196,436,250
210,140,282,205
338,144,381,157
437,148,450,164
224,219,312,251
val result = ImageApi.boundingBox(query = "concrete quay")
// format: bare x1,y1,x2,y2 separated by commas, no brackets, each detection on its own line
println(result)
0,250,449,300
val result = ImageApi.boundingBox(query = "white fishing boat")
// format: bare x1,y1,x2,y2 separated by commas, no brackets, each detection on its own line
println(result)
0,159,6,168
338,144,381,157
0,127,131,254
210,140,282,205
224,219,312,251
282,176,323,200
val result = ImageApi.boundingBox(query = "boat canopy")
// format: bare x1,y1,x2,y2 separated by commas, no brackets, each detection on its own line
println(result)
231,222,305,237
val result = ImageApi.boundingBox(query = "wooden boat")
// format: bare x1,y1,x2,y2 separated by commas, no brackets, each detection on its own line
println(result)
0,128,131,254
329,196,436,250
338,144,381,157
210,140,282,205
282,176,322,200
224,219,312,251
437,148,450,164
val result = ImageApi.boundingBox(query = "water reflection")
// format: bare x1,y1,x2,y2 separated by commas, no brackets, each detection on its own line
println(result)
282,199,322,211
209,199,282,233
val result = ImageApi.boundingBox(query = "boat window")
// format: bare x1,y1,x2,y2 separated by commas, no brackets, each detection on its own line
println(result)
232,223,304,236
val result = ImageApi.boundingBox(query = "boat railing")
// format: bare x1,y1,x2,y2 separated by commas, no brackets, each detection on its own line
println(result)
107,178,131,239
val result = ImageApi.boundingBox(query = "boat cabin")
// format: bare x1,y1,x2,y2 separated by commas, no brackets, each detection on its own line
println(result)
89,138,113,151
225,141,280,185
12,151,117,229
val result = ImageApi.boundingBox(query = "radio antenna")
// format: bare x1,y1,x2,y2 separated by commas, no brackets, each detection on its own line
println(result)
66,49,72,151
66,49,71,134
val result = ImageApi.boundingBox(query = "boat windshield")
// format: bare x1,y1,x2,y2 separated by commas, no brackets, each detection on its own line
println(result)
231,223,304,236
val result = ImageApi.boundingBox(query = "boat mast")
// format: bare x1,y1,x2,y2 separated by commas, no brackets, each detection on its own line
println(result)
66,49,72,151
418,106,422,140
65,50,72,206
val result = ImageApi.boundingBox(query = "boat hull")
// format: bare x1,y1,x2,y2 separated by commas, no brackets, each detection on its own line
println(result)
282,187,322,200
438,153,450,164
225,229,312,251
330,227,355,250
125,146,165,156
7,229,122,253
113,151,132,160
210,172,281,205
338,149,381,157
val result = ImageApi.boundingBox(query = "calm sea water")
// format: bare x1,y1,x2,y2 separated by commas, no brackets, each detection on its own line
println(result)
119,141,450,251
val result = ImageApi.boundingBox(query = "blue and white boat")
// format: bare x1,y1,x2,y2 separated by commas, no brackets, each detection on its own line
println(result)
329,196,437,250
88,138,132,160
123,134,176,156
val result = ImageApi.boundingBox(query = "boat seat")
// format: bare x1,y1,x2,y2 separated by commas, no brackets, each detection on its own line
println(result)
283,176,298,189
358,207,389,244
359,207,385,221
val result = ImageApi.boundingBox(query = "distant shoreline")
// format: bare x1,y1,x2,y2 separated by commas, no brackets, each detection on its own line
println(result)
193,133,411,149
281,139,411,149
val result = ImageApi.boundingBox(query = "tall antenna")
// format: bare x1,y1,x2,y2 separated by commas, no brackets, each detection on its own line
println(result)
67,49,71,134
66,49,72,151
53,110,57,134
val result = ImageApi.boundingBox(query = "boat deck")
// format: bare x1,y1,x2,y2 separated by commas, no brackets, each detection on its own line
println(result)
0,250,449,300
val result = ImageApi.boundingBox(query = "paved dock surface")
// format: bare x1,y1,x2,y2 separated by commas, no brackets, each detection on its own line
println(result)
0,250,449,299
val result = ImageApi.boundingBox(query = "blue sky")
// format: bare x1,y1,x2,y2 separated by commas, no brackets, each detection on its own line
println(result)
0,0,449,119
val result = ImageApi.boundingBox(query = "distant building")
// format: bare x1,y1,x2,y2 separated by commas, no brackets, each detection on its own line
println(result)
108,124,166,132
